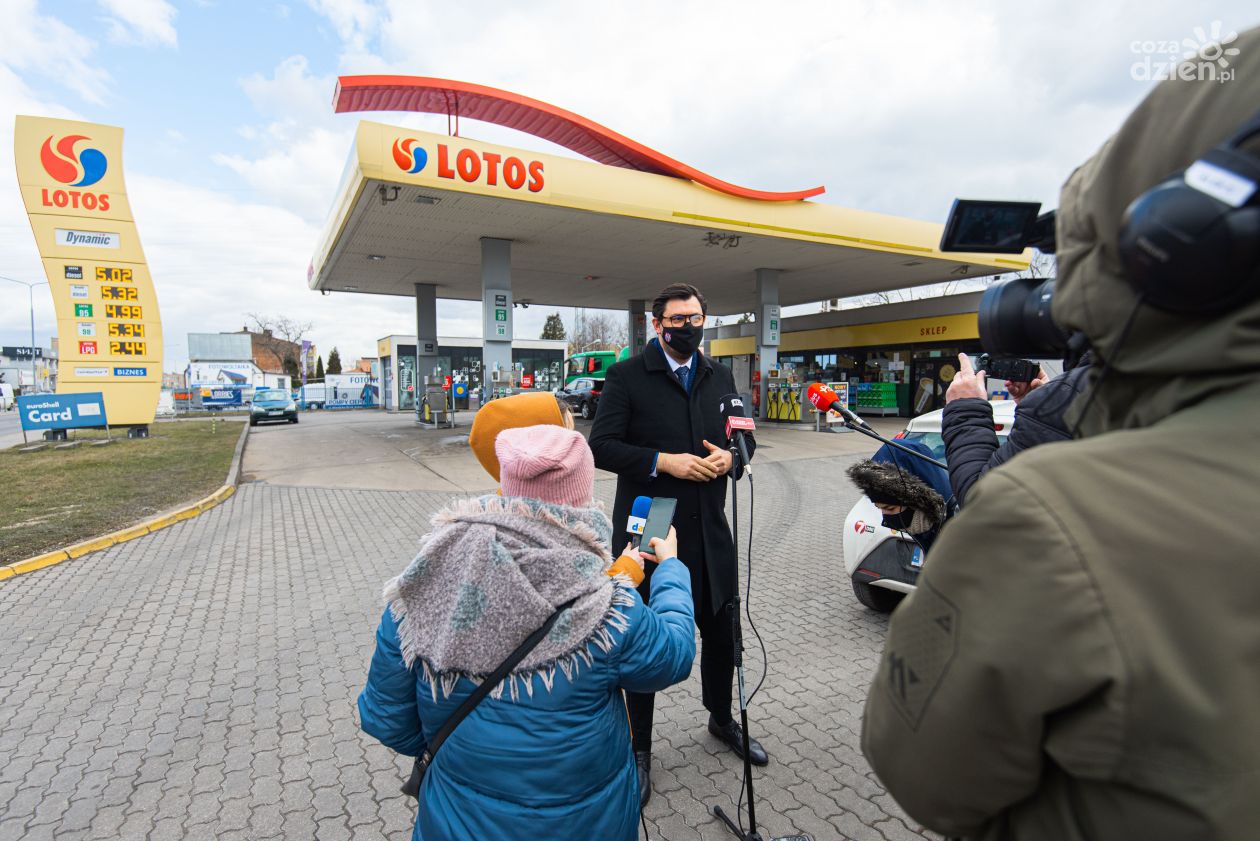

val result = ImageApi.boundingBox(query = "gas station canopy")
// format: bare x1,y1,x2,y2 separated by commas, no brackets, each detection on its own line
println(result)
309,77,1028,314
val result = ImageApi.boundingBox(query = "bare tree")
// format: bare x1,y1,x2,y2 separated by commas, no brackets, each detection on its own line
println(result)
568,312,627,354
246,313,313,344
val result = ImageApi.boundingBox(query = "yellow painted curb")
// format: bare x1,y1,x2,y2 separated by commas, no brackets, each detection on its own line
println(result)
111,523,152,544
141,512,180,532
65,535,118,559
5,549,70,576
2,482,236,581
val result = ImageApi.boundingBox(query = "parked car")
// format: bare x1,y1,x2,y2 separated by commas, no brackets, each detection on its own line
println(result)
557,377,602,420
250,389,299,427
842,400,1017,612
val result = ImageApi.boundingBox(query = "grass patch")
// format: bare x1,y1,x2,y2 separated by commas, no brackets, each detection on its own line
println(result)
0,420,242,564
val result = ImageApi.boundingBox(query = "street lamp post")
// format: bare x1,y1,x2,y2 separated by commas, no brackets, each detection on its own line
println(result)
0,276,50,393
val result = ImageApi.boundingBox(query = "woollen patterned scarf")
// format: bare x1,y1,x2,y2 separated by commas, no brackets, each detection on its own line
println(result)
384,495,636,701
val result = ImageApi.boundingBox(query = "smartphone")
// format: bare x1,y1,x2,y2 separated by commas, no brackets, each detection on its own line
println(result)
639,497,677,561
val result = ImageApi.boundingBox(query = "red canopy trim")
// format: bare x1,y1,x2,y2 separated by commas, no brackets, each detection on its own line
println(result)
334,75,825,202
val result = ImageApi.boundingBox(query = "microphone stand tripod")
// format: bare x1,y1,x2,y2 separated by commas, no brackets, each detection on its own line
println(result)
710,445,811,841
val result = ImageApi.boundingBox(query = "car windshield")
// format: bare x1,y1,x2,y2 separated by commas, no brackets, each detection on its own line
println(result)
255,391,287,402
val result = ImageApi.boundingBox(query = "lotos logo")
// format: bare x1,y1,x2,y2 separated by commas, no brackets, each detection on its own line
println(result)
41,135,107,187
392,138,427,173
39,135,111,212
392,137,544,193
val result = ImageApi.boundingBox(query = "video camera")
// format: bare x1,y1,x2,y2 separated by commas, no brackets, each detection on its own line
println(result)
940,199,1070,359
976,354,1040,383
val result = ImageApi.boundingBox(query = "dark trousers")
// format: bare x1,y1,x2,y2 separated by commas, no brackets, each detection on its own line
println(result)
627,565,736,753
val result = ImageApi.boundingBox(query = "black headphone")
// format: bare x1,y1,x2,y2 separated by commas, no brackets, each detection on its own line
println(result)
1118,109,1260,315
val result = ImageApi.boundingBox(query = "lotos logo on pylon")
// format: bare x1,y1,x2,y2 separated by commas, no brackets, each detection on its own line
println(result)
38,134,111,212
392,138,427,174
41,135,107,187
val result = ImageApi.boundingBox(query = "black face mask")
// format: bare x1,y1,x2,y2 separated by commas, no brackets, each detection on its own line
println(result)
881,509,915,532
661,324,702,358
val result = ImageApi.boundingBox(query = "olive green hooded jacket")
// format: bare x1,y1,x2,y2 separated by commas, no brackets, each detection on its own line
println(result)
862,27,1260,841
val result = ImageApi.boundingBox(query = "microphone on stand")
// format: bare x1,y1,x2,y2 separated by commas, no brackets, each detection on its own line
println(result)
718,393,755,476
625,495,652,549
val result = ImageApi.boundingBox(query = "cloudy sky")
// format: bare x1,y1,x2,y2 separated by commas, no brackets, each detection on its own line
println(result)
1,1,1256,370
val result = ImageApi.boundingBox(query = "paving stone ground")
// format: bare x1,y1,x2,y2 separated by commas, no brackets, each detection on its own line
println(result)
0,454,938,841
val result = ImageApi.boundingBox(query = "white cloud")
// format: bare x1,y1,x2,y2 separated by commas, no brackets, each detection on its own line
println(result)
0,0,112,104
213,55,355,222
97,0,178,47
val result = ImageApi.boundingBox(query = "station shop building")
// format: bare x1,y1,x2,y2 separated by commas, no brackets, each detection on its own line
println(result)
706,291,993,418
375,334,567,412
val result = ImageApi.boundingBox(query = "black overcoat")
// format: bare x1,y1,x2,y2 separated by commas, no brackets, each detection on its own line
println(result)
588,339,755,615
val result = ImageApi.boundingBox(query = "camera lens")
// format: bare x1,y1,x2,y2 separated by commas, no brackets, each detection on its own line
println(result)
978,277,1068,357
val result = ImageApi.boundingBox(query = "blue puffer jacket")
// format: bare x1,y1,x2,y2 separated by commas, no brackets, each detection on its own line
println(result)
358,556,695,841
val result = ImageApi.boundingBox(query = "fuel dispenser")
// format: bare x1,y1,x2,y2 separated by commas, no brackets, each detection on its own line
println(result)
419,367,454,428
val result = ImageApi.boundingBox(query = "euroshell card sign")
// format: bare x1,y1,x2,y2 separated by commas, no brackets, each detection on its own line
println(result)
14,115,162,426
18,392,107,431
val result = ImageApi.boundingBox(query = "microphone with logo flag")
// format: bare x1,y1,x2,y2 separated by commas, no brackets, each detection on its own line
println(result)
626,495,652,550
805,382,874,431
718,393,755,476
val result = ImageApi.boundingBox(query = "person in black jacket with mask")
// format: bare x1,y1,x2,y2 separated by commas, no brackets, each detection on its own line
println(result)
589,283,766,808
941,351,1093,505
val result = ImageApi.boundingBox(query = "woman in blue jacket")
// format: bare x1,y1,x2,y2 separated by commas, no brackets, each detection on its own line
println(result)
358,424,695,840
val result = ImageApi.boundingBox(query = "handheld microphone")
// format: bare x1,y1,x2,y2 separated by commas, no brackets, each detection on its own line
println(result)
806,382,872,430
626,495,652,549
719,393,755,474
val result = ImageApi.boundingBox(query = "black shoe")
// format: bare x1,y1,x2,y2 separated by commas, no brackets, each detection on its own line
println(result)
708,715,769,766
634,750,651,808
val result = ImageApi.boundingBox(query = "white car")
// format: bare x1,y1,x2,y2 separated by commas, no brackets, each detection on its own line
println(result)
843,400,1017,612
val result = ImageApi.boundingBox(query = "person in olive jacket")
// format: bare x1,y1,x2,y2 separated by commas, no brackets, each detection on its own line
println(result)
863,27,1260,841
589,283,766,806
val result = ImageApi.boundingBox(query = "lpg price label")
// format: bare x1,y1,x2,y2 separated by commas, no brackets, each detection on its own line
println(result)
109,340,146,356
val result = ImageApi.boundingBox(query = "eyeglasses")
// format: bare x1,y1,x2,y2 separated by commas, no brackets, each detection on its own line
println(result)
660,314,705,328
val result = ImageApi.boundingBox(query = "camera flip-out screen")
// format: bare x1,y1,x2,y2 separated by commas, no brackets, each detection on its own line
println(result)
940,199,1043,254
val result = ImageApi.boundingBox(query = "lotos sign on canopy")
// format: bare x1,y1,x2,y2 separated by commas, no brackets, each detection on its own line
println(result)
389,135,544,193
17,392,106,431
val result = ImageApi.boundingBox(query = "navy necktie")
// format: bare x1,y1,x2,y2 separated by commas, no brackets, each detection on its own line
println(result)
675,365,689,389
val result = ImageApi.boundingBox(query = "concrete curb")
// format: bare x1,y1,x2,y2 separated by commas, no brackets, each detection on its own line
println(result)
0,421,250,582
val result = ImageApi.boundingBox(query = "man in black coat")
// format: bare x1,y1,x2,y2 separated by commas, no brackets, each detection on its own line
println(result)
941,351,1093,504
589,283,767,806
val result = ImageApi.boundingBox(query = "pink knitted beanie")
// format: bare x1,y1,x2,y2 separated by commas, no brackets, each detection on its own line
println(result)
495,425,595,508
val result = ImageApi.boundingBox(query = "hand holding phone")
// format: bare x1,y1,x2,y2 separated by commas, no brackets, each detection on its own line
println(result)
637,497,678,563
641,526,678,564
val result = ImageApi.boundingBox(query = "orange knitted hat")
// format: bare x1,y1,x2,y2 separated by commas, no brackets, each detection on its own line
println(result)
467,392,565,481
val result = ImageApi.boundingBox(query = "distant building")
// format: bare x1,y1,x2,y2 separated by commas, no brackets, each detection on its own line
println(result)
186,333,290,397
232,327,302,378
162,371,186,389
0,345,56,393
349,357,375,374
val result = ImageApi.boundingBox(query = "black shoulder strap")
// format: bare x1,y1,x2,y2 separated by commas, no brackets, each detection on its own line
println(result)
416,597,578,771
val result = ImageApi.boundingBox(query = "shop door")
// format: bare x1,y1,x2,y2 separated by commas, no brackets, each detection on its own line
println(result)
911,357,957,416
